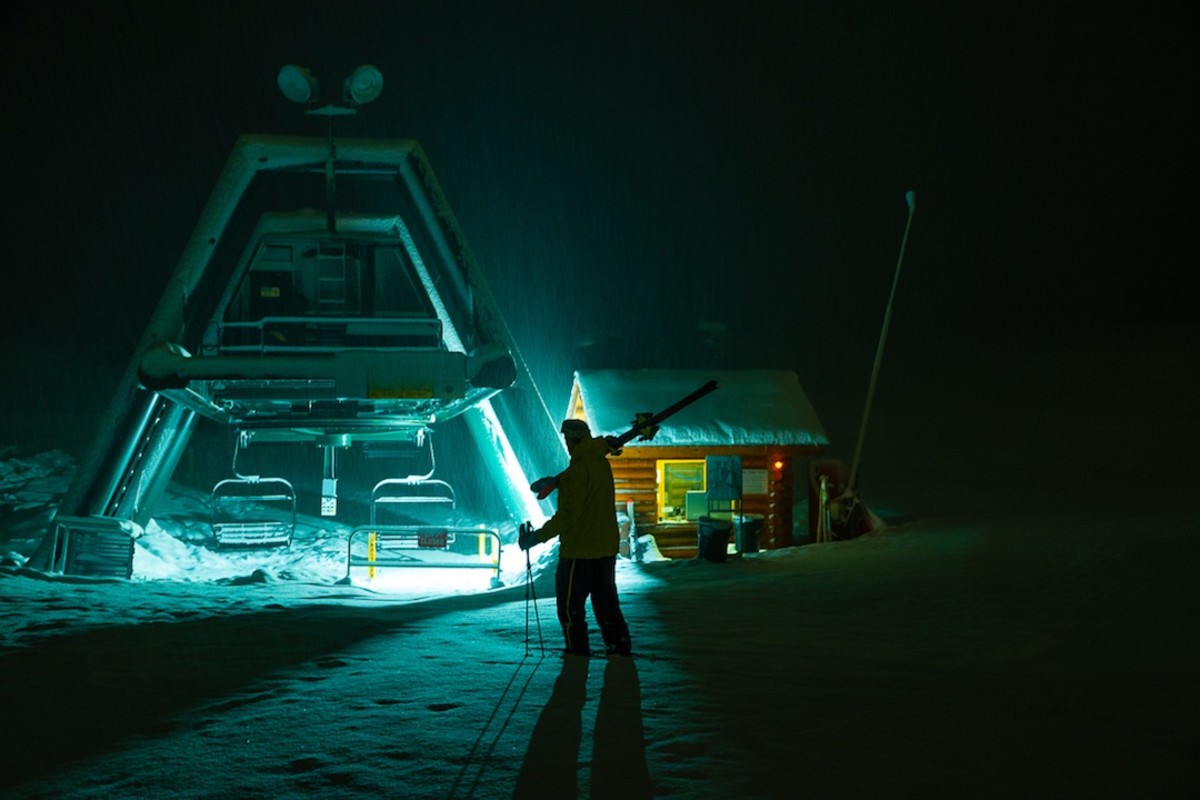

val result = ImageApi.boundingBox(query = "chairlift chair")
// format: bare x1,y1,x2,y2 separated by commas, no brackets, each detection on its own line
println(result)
368,429,459,525
209,431,297,547
210,476,298,547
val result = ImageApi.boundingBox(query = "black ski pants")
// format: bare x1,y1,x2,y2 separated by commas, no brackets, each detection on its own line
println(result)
555,555,631,656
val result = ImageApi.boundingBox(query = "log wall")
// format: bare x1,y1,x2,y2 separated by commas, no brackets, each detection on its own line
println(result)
612,444,822,559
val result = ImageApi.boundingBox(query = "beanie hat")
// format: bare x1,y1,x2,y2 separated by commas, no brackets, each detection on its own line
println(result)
560,419,591,440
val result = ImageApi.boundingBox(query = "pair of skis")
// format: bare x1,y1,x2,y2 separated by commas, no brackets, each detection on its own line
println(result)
529,379,719,500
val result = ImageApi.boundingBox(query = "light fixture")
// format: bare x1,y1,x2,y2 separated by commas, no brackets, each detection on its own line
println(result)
345,64,383,105
278,64,384,118
277,64,318,104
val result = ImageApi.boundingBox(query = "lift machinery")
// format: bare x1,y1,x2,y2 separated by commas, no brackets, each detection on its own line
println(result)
34,66,566,578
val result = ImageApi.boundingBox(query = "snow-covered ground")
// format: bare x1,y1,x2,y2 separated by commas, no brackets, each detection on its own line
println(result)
2,327,1198,798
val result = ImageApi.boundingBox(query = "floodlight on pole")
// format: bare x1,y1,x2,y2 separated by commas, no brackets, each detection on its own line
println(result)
277,64,318,105
278,64,383,115
275,63,386,233
345,64,383,105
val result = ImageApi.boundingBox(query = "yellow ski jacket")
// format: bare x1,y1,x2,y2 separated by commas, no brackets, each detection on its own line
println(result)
535,435,619,559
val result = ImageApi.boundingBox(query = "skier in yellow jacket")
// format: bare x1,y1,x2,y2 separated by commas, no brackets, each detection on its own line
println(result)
520,419,632,657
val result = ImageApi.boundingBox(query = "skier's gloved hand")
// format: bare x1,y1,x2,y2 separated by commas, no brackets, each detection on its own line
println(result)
530,475,558,500
518,522,539,551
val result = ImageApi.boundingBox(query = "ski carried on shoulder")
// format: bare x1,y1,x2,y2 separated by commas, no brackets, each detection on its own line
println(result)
529,379,719,499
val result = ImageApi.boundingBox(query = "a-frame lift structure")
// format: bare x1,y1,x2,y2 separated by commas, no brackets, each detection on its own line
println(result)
33,131,565,578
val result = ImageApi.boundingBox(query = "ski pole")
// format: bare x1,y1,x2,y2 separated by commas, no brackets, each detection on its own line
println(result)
521,523,544,656
524,547,531,656
523,551,547,657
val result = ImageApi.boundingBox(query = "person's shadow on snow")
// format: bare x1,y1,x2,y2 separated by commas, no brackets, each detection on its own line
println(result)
591,657,652,799
514,654,589,798
513,656,652,799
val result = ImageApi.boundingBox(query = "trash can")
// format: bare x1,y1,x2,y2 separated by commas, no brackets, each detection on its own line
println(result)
696,516,733,563
735,515,763,554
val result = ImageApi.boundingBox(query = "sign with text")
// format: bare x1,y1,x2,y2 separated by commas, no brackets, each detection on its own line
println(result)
705,455,743,501
742,468,768,495
417,531,449,549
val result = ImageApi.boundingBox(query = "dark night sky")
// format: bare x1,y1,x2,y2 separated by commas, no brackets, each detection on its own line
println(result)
3,2,1196,461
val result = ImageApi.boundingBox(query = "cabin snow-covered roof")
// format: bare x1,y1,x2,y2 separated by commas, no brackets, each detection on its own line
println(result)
568,369,829,448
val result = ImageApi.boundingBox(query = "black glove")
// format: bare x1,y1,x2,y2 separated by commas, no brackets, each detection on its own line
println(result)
530,475,558,499
518,522,539,551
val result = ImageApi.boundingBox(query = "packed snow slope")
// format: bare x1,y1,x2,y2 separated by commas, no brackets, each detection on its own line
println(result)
1,326,1197,798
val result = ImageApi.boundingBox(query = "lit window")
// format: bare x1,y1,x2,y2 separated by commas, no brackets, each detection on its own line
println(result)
656,459,705,522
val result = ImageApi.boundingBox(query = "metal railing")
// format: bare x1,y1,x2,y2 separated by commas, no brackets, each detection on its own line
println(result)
346,526,502,585
208,315,443,354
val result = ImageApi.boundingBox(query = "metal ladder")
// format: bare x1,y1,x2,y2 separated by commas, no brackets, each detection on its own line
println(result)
316,242,350,314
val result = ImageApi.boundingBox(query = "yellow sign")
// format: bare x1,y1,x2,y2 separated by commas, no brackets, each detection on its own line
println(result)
368,531,377,580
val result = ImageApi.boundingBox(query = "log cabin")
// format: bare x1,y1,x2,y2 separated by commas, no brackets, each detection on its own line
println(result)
566,369,829,559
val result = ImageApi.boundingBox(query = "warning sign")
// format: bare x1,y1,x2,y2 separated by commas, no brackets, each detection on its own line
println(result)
417,531,449,549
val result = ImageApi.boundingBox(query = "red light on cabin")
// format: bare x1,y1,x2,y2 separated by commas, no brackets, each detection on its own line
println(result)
772,459,784,471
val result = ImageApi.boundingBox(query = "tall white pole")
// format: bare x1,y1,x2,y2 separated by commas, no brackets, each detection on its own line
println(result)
848,190,916,492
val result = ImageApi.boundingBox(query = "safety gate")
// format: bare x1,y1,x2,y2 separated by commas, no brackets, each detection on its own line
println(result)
346,526,502,587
